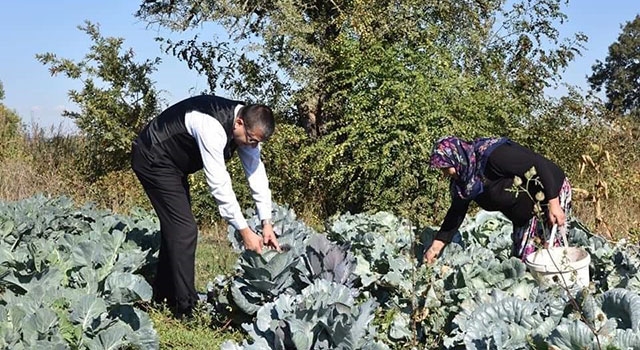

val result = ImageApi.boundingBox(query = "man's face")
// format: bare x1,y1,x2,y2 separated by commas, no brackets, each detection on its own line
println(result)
233,118,265,148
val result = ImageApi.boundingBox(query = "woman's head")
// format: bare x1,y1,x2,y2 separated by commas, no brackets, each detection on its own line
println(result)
429,136,508,199
440,166,458,180
429,136,471,175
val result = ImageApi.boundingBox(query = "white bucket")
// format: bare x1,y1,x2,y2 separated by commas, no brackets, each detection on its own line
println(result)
525,246,591,288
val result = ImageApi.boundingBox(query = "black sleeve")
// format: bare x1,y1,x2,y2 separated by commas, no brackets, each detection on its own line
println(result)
487,142,565,201
435,196,471,242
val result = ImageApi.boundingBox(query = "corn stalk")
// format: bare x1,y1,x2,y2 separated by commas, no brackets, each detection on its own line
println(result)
574,145,613,239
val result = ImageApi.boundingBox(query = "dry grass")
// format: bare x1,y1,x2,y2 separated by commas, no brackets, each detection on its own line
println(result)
572,195,640,242
0,156,75,201
0,158,42,201
0,118,87,204
567,129,640,241
0,119,150,216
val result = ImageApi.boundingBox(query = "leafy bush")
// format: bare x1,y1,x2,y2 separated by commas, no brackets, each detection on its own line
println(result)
187,123,323,227
0,103,23,161
36,21,163,180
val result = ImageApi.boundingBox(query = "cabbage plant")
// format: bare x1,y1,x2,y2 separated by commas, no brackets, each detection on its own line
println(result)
0,195,159,349
221,209,640,349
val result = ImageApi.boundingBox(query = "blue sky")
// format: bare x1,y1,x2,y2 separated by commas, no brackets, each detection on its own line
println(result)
0,1,637,131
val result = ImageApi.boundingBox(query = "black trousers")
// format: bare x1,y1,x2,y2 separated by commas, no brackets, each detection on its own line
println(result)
131,142,198,316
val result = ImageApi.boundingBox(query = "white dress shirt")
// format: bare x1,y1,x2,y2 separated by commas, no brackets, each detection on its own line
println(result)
184,105,272,230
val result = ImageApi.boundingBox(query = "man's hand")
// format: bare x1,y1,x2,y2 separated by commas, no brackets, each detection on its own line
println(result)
424,239,446,264
262,220,281,252
547,197,566,227
239,227,263,253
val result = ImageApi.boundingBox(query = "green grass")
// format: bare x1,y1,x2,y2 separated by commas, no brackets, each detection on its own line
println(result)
194,231,239,291
149,303,245,349
150,229,244,348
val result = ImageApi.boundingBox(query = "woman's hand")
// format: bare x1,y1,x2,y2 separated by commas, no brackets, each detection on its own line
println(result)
547,197,566,226
424,239,446,264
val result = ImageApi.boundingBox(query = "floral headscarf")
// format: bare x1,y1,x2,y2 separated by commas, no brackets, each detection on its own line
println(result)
429,136,509,199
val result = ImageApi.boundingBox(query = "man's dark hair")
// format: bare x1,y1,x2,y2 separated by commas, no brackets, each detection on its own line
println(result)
241,104,276,140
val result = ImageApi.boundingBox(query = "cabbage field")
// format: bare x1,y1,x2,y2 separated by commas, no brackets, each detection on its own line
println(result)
0,196,160,349
1,196,640,349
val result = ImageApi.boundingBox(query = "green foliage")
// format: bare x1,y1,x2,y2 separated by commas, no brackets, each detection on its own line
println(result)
589,14,640,117
136,0,586,224
3,195,640,348
187,123,318,227
135,0,585,129
36,21,163,179
517,89,604,174
185,170,214,226
308,40,519,223
328,211,416,294
258,123,318,216
0,81,24,161
203,204,640,349
215,205,384,349
210,205,354,320
223,282,386,350
0,104,23,161
0,195,161,349
225,128,311,217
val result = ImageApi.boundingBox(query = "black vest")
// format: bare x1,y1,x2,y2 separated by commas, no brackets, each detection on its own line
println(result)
135,95,242,174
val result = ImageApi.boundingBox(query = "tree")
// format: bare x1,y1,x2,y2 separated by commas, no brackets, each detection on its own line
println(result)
0,81,24,160
136,0,584,135
588,14,640,117
136,0,587,223
37,21,163,179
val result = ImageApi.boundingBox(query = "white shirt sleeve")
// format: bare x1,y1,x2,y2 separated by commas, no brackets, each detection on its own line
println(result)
184,110,248,230
237,144,273,221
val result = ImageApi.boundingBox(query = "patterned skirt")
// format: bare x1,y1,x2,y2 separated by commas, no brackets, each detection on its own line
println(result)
511,178,572,260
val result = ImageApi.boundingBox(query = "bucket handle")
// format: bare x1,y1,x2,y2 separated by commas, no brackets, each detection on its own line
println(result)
548,224,569,248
